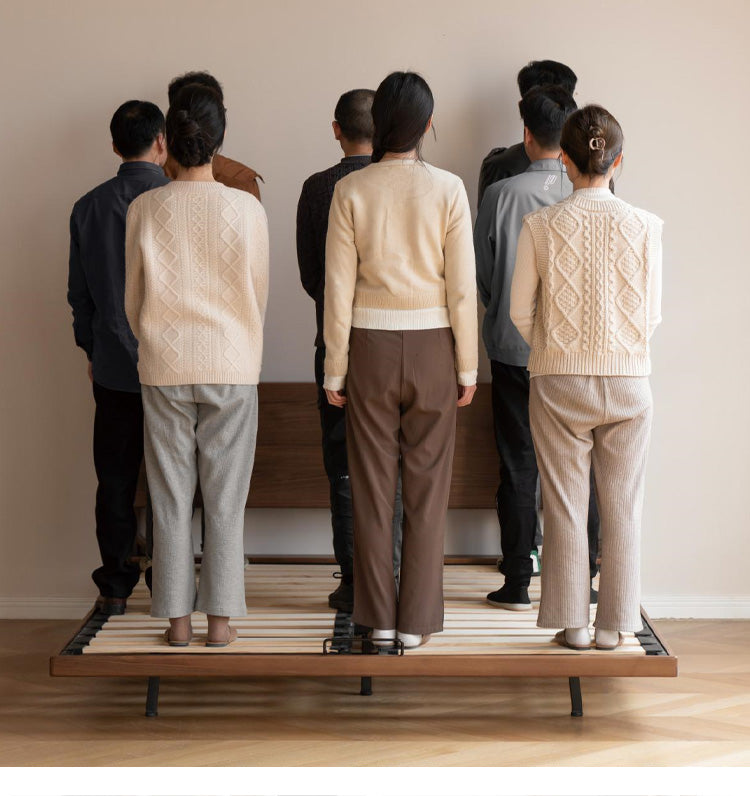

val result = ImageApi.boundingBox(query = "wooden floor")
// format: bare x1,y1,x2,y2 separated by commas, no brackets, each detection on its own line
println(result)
2,617,748,766
82,564,645,657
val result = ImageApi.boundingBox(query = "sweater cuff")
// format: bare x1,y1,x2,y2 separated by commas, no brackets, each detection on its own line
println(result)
457,370,477,386
323,375,346,392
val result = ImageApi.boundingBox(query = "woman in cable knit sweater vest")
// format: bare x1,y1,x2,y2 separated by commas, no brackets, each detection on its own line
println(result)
323,72,478,648
510,105,662,650
125,85,269,647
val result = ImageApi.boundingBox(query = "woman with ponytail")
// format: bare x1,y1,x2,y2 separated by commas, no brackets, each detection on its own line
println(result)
125,85,269,647
323,71,478,648
510,105,663,650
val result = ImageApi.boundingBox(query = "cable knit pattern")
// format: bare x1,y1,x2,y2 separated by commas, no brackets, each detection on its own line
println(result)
125,181,269,386
510,188,663,376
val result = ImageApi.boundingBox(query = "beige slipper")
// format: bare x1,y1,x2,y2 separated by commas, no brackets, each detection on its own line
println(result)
206,625,238,648
553,630,591,651
595,631,624,650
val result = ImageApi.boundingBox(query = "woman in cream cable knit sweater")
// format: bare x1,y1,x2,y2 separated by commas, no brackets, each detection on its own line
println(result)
323,72,478,648
510,105,662,650
125,85,269,647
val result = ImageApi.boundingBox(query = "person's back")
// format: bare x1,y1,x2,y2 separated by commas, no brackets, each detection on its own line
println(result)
510,105,663,652
517,190,662,375
125,181,267,385
478,59,577,206
476,159,570,366
67,99,169,616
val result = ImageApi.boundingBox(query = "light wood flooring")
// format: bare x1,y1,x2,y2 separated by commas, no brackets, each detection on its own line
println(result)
1,616,748,766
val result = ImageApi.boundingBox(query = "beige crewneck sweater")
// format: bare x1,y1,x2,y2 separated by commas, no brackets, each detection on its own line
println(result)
510,188,662,376
124,180,269,386
323,159,478,390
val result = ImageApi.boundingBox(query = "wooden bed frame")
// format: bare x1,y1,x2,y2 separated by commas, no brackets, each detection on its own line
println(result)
50,383,678,717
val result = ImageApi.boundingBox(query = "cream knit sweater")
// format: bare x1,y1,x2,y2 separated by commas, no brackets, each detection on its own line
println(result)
323,159,478,390
510,188,662,376
124,181,269,386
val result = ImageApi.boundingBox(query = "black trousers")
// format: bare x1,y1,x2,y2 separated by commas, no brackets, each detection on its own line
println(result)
490,360,599,585
91,381,144,598
314,347,402,582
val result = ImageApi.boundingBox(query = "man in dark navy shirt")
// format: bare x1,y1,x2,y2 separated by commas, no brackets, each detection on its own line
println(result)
68,100,168,614
296,90,402,614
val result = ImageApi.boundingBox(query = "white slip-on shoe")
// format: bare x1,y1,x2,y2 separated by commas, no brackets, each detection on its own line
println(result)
553,627,591,650
595,628,624,650
371,628,396,647
397,631,431,649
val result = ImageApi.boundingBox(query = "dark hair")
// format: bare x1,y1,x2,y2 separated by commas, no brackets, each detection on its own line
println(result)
166,85,226,168
168,71,224,105
334,89,375,143
109,100,165,159
371,71,434,163
517,60,577,97
560,104,623,185
518,85,577,150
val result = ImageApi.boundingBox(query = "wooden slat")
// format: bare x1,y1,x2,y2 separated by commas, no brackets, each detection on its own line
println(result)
51,563,677,679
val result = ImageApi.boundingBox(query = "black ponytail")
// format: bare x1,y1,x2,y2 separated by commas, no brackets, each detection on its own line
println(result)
371,71,434,163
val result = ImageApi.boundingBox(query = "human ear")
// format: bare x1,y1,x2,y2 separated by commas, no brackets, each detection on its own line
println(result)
332,120,342,141
424,115,433,136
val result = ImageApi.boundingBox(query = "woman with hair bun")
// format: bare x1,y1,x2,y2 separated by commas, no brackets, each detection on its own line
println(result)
323,71,478,648
510,105,663,650
125,84,269,647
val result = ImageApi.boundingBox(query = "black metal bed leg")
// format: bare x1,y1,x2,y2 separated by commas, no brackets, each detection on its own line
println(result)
145,676,160,717
568,676,583,717
360,676,373,696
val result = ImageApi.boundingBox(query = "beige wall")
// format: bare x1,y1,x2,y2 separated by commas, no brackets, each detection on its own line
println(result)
1,0,748,617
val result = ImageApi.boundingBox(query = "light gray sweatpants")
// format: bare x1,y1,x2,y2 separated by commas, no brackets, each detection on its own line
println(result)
529,375,652,632
142,384,258,619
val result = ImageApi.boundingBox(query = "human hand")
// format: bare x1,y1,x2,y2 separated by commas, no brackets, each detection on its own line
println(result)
326,389,347,407
457,383,476,407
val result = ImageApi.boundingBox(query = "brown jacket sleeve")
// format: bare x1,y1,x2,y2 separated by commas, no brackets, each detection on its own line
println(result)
212,153,263,201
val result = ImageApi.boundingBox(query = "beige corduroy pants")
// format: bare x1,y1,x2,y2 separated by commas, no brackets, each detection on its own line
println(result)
529,375,652,632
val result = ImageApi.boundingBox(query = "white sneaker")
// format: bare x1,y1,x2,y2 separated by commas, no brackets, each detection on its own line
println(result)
397,631,431,649
371,628,396,647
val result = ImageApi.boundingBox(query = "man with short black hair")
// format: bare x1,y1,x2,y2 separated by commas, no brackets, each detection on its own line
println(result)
165,70,263,200
475,85,600,611
296,89,402,613
68,100,169,615
478,60,577,206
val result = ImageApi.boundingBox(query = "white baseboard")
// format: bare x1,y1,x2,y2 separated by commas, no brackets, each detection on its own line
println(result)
642,596,750,619
1,595,750,620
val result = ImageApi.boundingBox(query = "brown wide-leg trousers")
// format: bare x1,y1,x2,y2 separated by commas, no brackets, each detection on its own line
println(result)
346,327,457,635
530,375,653,632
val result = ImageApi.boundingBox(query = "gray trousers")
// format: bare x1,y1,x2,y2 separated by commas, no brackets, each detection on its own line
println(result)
529,375,652,632
142,384,258,618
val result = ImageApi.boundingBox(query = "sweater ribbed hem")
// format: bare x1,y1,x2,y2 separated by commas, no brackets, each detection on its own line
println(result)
353,288,447,311
527,350,651,376
138,369,260,386
352,306,451,330
323,375,346,391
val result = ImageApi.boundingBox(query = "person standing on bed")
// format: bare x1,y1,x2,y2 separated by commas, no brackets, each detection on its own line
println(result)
510,104,663,650
125,84,269,647
324,71,478,649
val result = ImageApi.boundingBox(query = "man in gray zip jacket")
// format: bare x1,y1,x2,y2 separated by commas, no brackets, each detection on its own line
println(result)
474,85,600,611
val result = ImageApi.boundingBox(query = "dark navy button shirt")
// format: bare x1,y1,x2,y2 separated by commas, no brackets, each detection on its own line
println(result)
67,161,169,392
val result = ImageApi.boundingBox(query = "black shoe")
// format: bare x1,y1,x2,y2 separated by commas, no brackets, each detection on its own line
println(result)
94,595,127,616
590,584,598,605
328,580,354,613
486,583,532,611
